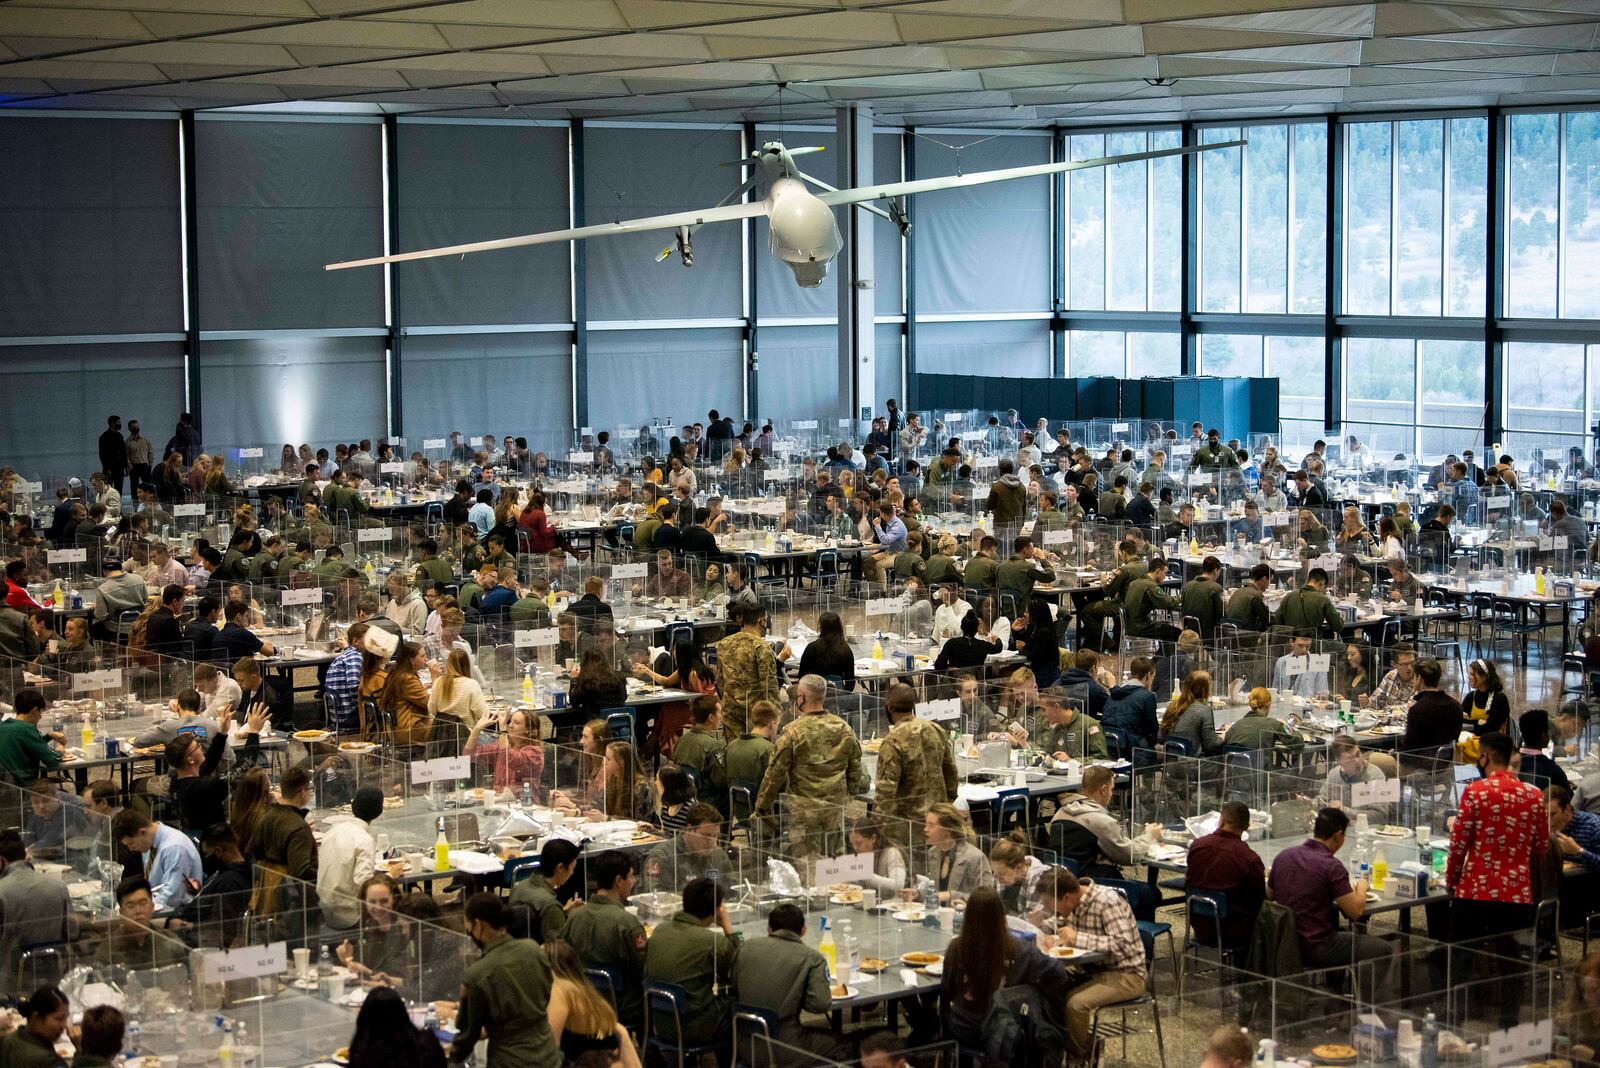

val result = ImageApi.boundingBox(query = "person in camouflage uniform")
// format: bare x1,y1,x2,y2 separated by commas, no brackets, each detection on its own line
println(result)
755,675,868,857
874,683,958,847
714,602,780,738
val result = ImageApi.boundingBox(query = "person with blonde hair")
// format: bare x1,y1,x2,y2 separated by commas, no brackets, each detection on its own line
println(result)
545,939,642,1068
1159,670,1223,754
922,802,994,902
1200,1026,1254,1068
1223,687,1304,751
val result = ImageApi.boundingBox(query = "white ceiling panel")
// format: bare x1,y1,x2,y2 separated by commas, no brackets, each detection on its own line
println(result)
0,0,1593,123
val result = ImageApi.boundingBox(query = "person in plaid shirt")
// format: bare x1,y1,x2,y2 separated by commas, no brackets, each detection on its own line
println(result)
1447,733,1548,1027
322,622,368,734
1361,643,1418,709
1038,866,1146,1063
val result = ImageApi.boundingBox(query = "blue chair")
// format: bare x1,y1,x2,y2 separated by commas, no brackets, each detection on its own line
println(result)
681,765,702,797
1101,724,1131,762
1162,735,1197,759
605,708,634,744
584,963,623,1014
733,1005,780,1068
423,501,443,529
1179,892,1236,999
995,786,1030,836
644,980,724,1068
503,855,540,890
663,621,694,649
804,548,841,590
728,780,759,824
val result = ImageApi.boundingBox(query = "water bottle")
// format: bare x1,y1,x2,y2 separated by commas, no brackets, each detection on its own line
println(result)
1420,1010,1439,1068
125,1020,141,1058
424,1004,440,1035
521,781,533,808
318,944,332,977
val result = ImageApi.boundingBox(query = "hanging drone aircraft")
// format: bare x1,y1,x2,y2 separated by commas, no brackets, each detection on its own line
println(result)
326,138,1243,288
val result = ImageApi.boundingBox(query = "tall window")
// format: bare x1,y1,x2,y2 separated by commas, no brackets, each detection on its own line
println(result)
1065,129,1181,312
1507,110,1600,319
1343,117,1487,317
1066,330,1180,377
1198,334,1324,450
1198,122,1327,314
1503,341,1600,455
1344,338,1484,456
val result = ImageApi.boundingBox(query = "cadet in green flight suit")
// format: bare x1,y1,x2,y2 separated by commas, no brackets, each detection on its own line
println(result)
508,838,580,943
643,877,739,1048
451,894,562,1068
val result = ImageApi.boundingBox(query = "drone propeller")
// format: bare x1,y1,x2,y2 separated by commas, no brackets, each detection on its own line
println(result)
719,145,826,166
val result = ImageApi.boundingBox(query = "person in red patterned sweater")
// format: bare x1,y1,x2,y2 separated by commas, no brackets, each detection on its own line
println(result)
1446,731,1549,1027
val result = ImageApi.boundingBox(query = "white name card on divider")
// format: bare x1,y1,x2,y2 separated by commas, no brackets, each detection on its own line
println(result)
1111,422,1130,433
1308,653,1331,674
72,669,122,693
943,412,964,423
1539,536,1555,551
47,548,87,564
865,596,906,618
1349,777,1401,808
1556,536,1570,551
1315,554,1342,574
789,419,815,430
1485,496,1508,511
812,852,874,886
16,481,40,494
612,562,650,580
568,451,594,464
617,427,639,440
380,462,405,474
199,942,287,984
237,448,264,459
410,755,471,785
391,437,405,448
580,427,593,436
764,467,792,482
173,503,207,517
1041,529,1073,546
1282,657,1306,678
356,528,390,542
974,455,999,471
514,627,560,649
423,439,446,450
917,698,961,723
1511,1021,1552,1063
281,588,322,607
959,430,987,442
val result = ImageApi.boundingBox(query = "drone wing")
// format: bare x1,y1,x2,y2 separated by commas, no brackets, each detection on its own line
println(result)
324,199,771,271
813,140,1243,209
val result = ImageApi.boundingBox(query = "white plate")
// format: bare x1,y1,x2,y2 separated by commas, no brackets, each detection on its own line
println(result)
829,893,865,906
1373,828,1410,838
892,910,926,923
1046,946,1090,961
829,984,861,998
921,961,943,977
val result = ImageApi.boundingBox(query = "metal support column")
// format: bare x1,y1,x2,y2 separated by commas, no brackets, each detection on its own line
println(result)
1180,122,1197,376
1485,107,1506,450
1050,128,1066,378
1324,115,1343,433
744,121,760,420
384,114,404,438
839,104,876,419
904,128,920,410
180,110,202,434
571,119,589,429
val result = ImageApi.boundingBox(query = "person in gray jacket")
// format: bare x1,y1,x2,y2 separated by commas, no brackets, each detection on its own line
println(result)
1049,766,1160,877
731,903,848,1065
0,829,71,995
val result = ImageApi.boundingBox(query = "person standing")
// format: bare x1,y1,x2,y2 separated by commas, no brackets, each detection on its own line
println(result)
317,787,382,933
124,420,153,492
1446,733,1547,1027
714,603,779,739
754,675,868,856
451,894,561,1068
98,416,128,496
874,683,958,846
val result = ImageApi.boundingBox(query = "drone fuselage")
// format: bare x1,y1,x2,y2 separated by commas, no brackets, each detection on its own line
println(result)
756,147,842,288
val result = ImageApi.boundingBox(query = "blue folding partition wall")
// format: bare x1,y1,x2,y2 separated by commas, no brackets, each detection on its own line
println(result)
912,373,1280,441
